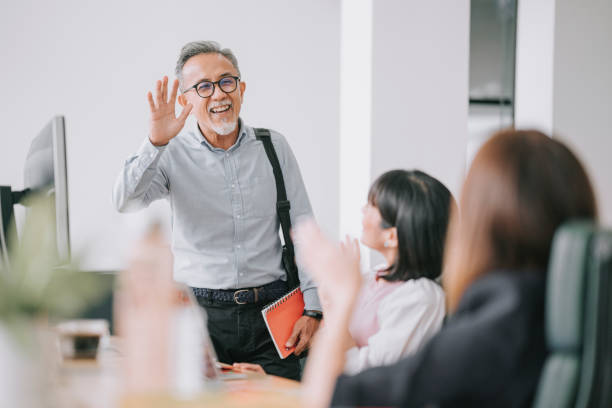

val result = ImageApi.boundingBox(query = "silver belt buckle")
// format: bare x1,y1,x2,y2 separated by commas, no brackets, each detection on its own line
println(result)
233,289,250,304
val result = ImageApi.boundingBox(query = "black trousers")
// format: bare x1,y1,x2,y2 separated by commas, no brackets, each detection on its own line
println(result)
195,296,302,381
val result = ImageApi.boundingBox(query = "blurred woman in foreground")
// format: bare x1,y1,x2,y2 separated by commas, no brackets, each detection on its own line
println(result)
296,129,597,408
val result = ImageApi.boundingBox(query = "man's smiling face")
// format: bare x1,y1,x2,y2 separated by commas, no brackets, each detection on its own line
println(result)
179,52,245,137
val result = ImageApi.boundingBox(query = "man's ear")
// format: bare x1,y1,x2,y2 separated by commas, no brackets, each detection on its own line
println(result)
178,93,187,107
239,81,246,102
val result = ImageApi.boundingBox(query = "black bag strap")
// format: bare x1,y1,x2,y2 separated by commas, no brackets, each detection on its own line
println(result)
254,128,300,290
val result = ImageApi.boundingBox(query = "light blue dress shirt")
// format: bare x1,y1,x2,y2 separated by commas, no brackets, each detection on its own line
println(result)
113,119,320,310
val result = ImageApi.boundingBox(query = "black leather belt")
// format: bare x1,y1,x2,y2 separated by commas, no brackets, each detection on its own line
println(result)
191,279,288,305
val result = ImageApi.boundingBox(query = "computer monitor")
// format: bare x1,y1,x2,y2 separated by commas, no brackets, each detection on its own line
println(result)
0,115,70,269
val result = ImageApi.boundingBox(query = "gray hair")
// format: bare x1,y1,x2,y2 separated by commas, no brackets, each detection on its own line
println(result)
175,41,241,87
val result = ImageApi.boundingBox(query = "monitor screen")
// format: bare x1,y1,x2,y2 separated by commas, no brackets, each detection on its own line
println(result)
23,115,71,263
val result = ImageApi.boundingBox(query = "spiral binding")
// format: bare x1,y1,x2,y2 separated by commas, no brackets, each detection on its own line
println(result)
263,287,300,312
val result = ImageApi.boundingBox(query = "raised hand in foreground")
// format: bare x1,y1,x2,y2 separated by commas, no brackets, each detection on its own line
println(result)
293,219,362,408
295,219,362,317
147,76,193,146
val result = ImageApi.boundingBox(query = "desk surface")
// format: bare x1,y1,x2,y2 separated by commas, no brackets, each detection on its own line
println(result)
56,337,302,408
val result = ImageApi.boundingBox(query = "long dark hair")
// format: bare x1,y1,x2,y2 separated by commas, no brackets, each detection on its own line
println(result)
368,169,454,282
443,129,598,312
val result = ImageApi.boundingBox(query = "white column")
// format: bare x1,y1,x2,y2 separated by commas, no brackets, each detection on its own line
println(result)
514,0,557,133
339,0,373,265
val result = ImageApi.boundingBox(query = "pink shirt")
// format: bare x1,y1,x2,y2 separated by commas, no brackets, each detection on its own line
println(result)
344,267,446,375
349,269,403,347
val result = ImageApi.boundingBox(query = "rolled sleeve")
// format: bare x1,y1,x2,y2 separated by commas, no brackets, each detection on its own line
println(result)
302,287,322,312
112,136,169,212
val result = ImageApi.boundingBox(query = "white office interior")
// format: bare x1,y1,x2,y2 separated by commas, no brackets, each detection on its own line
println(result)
0,0,610,272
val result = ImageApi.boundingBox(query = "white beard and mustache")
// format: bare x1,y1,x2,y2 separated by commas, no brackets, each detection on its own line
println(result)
212,121,237,135
209,99,238,135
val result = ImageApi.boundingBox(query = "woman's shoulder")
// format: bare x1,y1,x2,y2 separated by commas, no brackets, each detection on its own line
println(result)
452,269,546,333
399,277,444,296
459,270,545,308
382,277,445,308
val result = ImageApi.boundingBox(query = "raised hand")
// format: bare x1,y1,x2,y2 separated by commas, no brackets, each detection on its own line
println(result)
147,76,193,146
294,219,362,317
297,221,362,408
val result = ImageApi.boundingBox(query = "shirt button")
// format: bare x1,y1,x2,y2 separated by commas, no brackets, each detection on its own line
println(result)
235,244,241,249
236,215,241,219
240,273,244,276
231,184,235,188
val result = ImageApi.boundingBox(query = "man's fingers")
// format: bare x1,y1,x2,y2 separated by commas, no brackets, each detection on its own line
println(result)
155,80,163,104
147,91,156,112
285,326,300,348
161,76,168,103
294,334,309,355
169,79,179,104
178,103,193,123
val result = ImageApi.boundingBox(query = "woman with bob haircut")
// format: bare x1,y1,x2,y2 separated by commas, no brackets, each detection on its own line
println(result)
343,169,452,374
234,169,453,376
296,129,597,408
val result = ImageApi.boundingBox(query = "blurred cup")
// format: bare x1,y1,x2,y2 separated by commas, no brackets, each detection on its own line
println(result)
56,319,109,360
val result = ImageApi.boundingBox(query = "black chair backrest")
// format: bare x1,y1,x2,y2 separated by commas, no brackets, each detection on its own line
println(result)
532,222,612,408
582,229,612,407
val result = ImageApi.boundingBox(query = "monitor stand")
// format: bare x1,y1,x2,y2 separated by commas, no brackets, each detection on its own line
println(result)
0,186,31,269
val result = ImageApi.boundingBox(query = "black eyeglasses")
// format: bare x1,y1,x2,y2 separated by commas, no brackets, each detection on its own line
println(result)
182,76,240,98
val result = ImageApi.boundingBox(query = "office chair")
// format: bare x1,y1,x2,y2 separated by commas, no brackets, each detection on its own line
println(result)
532,222,612,408
580,229,612,407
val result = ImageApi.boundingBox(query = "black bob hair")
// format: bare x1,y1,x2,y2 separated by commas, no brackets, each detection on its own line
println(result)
367,169,454,282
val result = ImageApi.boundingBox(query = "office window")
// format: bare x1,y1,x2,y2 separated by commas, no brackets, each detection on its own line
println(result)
467,0,517,167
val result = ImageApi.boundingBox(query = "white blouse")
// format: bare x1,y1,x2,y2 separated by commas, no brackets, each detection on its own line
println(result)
343,274,446,375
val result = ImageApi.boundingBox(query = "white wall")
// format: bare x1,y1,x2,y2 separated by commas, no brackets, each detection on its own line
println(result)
515,0,612,226
0,0,340,270
371,0,470,198
553,0,612,226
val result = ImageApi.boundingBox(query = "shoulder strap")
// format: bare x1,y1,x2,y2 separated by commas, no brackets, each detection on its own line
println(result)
254,128,300,289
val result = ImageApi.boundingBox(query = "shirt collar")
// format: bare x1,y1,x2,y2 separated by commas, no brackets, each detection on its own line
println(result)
190,118,252,152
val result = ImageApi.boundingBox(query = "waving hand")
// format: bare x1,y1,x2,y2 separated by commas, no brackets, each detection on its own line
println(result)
147,76,193,146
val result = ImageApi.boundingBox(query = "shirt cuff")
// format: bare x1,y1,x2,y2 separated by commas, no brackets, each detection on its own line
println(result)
144,136,168,152
301,287,321,312
132,137,166,168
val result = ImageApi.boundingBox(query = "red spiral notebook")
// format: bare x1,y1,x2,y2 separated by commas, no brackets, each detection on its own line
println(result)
261,287,305,359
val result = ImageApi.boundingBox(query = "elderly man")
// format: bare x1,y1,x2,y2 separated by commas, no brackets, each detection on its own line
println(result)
113,41,321,380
